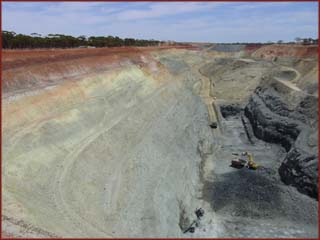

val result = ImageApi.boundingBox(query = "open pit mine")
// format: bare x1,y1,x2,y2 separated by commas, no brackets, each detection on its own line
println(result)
2,44,318,238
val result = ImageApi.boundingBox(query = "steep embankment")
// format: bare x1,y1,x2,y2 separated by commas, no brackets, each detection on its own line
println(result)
2,47,213,237
2,46,197,96
245,75,318,199
244,44,318,199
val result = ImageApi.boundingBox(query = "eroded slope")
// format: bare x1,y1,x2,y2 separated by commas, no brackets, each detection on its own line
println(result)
2,47,214,237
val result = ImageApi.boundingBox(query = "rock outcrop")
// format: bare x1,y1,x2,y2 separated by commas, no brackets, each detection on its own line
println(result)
279,142,318,199
220,104,242,119
244,79,318,199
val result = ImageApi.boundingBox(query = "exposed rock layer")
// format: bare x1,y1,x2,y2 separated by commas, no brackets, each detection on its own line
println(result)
245,78,318,199
220,104,243,118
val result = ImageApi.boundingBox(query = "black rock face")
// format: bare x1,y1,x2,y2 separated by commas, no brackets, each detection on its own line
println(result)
279,147,318,199
244,85,318,199
244,87,301,151
220,104,242,118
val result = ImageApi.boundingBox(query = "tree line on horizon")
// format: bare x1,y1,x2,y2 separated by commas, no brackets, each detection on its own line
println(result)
2,31,168,49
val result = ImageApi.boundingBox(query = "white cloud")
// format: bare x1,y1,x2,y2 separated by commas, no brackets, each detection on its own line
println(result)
2,2,318,42
113,2,223,20
233,2,292,10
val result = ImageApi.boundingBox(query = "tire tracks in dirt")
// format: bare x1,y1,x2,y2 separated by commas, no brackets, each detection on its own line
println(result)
52,82,175,237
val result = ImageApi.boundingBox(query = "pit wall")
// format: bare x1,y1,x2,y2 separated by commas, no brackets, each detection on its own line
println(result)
250,44,318,60
2,46,196,95
244,76,318,199
2,49,214,237
206,44,318,60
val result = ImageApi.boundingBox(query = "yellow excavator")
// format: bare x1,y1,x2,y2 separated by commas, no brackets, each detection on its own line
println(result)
231,152,259,170
245,152,259,170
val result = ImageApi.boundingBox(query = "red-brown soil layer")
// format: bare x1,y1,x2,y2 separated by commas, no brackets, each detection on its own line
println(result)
251,44,318,59
2,45,197,95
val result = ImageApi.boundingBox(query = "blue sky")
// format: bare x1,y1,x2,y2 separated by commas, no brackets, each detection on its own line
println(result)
2,2,318,42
